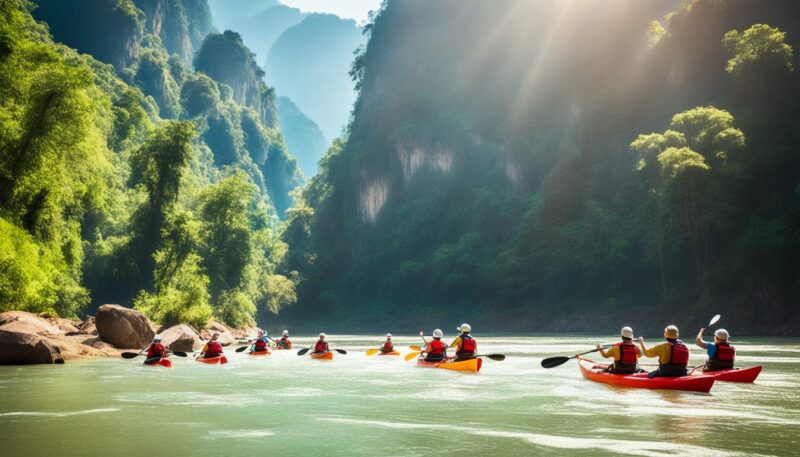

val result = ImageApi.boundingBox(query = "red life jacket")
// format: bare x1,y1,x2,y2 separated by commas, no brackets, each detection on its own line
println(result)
665,340,689,367
457,334,476,355
381,341,394,352
610,341,638,374
205,341,223,356
428,339,446,356
254,339,268,351
147,343,166,358
279,337,292,348
708,341,735,371
314,341,328,353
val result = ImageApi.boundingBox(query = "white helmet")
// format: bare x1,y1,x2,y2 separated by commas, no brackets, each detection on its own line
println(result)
715,329,729,341
458,323,471,333
432,329,443,338
282,330,289,336
257,329,264,335
386,333,392,338
621,326,634,339
319,333,326,338
153,335,162,342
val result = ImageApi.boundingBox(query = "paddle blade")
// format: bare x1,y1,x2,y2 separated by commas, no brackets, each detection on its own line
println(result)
405,351,421,361
486,354,506,361
366,349,379,356
171,351,187,357
121,352,141,359
235,346,249,353
409,345,422,351
297,348,310,356
334,349,347,355
708,314,721,327
540,356,570,369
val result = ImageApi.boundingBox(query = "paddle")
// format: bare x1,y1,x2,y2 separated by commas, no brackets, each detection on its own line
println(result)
704,314,721,332
298,347,346,356
476,354,505,361
409,345,422,351
366,349,380,356
122,351,186,359
540,344,614,369
405,351,421,361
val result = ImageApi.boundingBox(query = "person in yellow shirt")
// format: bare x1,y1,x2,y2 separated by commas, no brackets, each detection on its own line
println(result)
638,325,690,378
450,323,477,361
596,326,641,374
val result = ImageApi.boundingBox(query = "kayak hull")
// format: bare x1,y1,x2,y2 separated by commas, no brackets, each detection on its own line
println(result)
416,357,482,372
197,356,228,364
248,351,271,357
311,351,334,360
695,365,762,383
577,358,714,393
378,351,401,356
144,358,172,368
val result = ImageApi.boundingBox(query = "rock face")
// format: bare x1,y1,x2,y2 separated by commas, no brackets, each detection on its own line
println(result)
96,304,155,349
0,331,65,365
203,320,237,346
159,324,203,352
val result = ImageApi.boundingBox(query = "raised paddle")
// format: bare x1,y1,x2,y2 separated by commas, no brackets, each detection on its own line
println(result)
704,314,721,331
541,344,614,369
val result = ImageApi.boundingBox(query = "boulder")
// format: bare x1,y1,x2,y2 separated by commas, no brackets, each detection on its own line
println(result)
203,320,237,346
41,315,81,334
0,311,63,335
95,304,155,349
0,330,65,364
77,316,98,335
159,324,203,352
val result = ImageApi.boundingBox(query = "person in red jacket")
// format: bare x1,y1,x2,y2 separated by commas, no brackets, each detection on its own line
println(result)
277,330,292,349
597,326,641,374
202,333,224,358
423,329,448,362
380,333,394,354
313,333,329,354
251,330,272,353
696,328,735,372
146,335,168,361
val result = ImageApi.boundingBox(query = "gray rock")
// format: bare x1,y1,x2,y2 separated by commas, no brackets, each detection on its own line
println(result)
95,304,155,349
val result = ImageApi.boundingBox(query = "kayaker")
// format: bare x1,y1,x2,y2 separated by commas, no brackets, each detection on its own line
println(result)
450,323,477,361
277,330,292,349
596,326,641,374
422,329,448,362
312,333,329,355
251,330,272,353
380,333,394,354
146,335,168,361
695,328,735,372
639,325,690,378
202,332,224,359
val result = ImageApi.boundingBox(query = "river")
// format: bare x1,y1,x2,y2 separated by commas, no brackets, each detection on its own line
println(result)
1,335,798,456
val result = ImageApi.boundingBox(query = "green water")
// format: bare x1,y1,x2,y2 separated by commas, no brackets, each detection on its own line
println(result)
1,336,798,456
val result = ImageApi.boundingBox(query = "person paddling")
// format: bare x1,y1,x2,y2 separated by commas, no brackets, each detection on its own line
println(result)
251,330,272,354
276,330,292,349
312,333,329,355
422,329,448,362
380,333,394,354
145,335,168,363
450,323,477,361
639,325,689,378
597,326,641,374
201,332,224,359
696,328,735,372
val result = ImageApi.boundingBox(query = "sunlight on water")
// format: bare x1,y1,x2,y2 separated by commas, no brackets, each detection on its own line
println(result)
0,336,798,456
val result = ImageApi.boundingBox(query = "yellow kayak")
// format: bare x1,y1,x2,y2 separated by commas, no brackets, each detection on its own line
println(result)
416,357,482,372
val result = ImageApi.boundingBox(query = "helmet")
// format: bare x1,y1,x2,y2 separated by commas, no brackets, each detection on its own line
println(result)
458,323,471,333
153,335,162,342
432,329,443,339
257,330,264,336
319,333,326,338
282,330,289,336
715,329,729,341
621,326,634,339
664,325,679,339
386,333,392,338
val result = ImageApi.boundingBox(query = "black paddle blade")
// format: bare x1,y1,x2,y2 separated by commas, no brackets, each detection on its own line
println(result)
171,351,187,357
143,357,162,364
297,348,310,356
486,354,505,361
540,356,570,369
121,352,142,359
334,349,347,355
235,346,249,353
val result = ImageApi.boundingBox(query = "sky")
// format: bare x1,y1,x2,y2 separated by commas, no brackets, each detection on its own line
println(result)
279,0,383,23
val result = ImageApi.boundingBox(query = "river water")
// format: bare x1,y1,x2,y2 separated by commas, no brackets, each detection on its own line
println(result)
1,335,798,456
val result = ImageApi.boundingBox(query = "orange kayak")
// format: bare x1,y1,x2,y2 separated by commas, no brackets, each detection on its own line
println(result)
378,351,401,356
143,358,172,368
310,351,334,360
248,351,271,357
197,355,228,364
577,358,714,392
691,365,762,383
416,357,482,372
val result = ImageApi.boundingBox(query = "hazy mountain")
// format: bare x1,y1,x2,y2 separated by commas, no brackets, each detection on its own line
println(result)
227,4,305,65
277,96,327,176
207,0,278,29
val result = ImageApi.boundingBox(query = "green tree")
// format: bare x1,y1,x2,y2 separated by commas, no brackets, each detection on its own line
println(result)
724,24,794,75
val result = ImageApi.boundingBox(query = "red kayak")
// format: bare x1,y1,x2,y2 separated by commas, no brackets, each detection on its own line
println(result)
577,358,715,392
197,355,228,364
143,358,172,368
692,366,762,383
310,351,334,360
248,350,271,357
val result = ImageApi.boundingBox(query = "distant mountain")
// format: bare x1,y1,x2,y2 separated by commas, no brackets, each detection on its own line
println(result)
207,0,278,29
277,96,327,177
266,13,365,140
228,4,305,65
134,0,215,65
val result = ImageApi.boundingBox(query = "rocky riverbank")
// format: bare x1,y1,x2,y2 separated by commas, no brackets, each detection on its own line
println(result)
0,305,254,365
